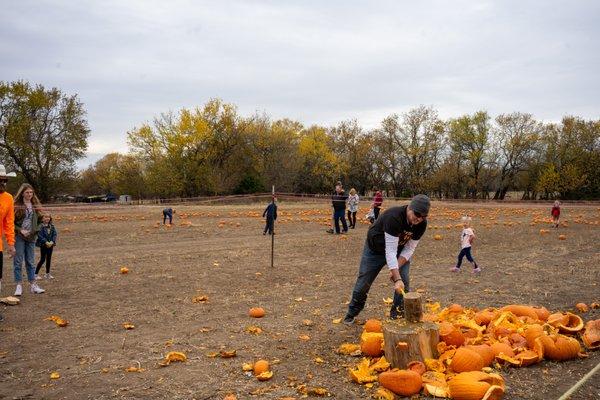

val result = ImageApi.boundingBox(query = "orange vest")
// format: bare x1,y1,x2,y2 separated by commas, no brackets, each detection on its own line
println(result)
0,191,15,250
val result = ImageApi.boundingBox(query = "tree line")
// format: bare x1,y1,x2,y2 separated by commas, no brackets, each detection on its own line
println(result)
2,81,599,201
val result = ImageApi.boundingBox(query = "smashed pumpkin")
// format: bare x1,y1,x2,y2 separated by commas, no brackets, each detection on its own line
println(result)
378,369,423,396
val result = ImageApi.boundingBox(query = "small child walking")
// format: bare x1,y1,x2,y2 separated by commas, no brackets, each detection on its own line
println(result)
35,213,57,280
450,216,481,273
262,197,277,235
551,200,561,228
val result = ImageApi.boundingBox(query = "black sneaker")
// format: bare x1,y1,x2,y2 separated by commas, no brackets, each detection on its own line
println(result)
343,315,355,325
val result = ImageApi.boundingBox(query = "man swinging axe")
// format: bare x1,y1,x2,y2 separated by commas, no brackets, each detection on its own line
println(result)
343,194,430,324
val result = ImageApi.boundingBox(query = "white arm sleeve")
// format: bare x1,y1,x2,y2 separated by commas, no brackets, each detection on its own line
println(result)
399,239,419,262
384,232,400,270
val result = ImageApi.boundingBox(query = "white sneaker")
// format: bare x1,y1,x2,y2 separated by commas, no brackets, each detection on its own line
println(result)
35,274,42,280
44,273,54,280
14,284,23,296
30,283,45,294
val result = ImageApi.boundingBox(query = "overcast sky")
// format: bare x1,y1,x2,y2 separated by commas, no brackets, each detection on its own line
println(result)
1,0,599,168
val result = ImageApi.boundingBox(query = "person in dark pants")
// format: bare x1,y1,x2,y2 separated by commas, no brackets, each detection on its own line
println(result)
262,198,278,235
0,164,17,322
162,208,174,224
331,183,349,234
35,213,58,279
343,194,430,324
373,190,383,221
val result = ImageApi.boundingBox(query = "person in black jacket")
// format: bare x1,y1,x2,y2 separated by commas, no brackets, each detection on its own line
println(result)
262,197,278,235
163,207,174,224
343,194,430,324
35,213,58,279
327,182,348,234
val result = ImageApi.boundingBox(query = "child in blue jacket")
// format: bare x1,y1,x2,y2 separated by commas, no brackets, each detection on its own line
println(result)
35,213,58,279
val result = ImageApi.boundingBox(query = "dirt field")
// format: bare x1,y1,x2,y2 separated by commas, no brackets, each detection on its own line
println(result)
1,201,599,400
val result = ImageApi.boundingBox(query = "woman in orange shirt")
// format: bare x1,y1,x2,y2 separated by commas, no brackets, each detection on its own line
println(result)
0,165,17,322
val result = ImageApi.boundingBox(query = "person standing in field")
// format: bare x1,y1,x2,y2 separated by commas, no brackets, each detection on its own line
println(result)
450,216,481,273
331,182,349,234
262,197,277,235
372,190,383,221
0,165,17,321
347,188,359,229
551,200,561,228
163,207,174,225
13,183,45,296
35,213,58,280
343,194,430,324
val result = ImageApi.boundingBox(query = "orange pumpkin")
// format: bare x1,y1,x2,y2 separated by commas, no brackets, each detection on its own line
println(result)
364,319,383,333
466,344,495,367
515,349,541,367
575,303,589,313
253,359,270,375
474,309,497,326
524,324,544,348
490,342,515,358
439,322,466,347
249,307,266,318
451,347,485,373
360,332,384,357
501,305,538,320
378,369,423,396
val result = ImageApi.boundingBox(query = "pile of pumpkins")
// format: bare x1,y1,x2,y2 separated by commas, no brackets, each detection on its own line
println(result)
348,303,600,399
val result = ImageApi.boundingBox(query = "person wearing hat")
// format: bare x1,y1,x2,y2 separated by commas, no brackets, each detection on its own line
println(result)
343,194,430,323
0,165,17,322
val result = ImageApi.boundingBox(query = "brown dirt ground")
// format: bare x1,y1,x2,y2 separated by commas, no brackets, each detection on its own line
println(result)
0,201,599,400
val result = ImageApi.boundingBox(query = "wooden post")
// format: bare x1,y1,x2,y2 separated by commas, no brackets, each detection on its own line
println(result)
382,293,439,369
404,292,423,323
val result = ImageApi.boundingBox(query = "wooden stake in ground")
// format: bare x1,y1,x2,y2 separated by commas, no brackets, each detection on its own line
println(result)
382,292,439,369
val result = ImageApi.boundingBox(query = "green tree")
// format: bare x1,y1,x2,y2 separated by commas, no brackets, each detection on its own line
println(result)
0,81,89,201
492,112,542,199
296,126,341,193
448,111,491,198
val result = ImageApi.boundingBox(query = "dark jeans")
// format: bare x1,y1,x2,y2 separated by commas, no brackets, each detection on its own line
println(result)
347,211,357,228
373,206,381,220
36,246,54,274
456,246,475,268
264,218,274,234
333,209,348,233
347,241,410,319
0,251,3,279
163,212,172,224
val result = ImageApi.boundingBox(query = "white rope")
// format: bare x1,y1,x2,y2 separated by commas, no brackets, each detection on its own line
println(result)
557,360,600,400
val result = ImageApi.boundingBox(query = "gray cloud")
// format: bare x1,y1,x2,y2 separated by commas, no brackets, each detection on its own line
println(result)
1,0,599,168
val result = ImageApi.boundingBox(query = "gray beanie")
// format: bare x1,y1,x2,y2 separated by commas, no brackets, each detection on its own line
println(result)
409,194,430,215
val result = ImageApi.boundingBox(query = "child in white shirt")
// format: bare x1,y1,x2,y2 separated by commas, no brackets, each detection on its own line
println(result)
450,216,481,273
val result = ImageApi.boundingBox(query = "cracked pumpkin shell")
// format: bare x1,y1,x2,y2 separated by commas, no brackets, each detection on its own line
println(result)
378,369,423,396
547,312,584,333
500,305,539,320
490,342,515,358
582,319,600,350
537,334,581,361
448,371,505,400
407,360,426,376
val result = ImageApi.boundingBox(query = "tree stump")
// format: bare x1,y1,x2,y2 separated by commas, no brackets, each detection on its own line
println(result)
382,293,439,369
